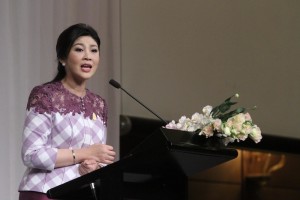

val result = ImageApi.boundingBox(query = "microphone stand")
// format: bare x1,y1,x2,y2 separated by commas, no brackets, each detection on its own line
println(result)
90,182,98,200
109,79,168,125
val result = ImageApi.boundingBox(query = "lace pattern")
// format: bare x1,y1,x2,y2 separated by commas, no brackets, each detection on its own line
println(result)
26,81,108,125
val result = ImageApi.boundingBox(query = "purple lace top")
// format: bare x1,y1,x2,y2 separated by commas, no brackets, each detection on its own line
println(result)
27,81,108,124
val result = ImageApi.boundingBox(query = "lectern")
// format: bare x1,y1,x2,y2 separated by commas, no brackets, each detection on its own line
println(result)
47,128,238,200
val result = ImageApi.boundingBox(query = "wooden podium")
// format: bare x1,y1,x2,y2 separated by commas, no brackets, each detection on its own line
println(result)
47,128,238,200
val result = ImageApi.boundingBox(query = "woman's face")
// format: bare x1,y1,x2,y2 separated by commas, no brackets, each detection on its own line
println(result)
62,36,100,83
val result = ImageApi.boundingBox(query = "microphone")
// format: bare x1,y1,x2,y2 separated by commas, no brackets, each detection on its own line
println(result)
109,79,167,125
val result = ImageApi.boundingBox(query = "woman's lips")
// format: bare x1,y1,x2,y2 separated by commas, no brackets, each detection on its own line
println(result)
81,64,92,72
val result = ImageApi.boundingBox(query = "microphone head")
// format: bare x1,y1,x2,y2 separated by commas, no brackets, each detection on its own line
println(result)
109,79,121,89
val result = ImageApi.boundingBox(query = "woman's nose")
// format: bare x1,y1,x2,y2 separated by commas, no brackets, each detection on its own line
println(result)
83,50,91,60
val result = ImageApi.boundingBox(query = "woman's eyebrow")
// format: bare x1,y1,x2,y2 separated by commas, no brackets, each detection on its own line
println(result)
72,43,98,48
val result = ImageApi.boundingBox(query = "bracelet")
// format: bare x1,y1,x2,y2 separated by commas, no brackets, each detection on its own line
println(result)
71,149,76,164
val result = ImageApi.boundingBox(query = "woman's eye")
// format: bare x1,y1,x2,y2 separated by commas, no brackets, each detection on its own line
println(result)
92,49,98,53
75,48,83,52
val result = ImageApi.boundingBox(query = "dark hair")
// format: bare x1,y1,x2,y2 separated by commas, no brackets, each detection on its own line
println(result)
50,23,101,82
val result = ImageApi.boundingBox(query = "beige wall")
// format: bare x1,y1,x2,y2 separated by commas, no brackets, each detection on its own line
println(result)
120,0,300,139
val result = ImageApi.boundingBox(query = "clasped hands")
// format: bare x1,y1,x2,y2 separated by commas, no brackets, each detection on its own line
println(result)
79,143,116,176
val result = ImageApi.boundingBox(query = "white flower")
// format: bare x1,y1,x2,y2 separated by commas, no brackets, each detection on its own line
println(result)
241,122,253,135
191,112,203,123
237,133,248,141
213,118,222,132
223,126,231,136
164,95,262,146
178,116,188,124
165,120,178,129
187,125,198,132
200,125,214,137
231,128,238,136
232,113,246,124
202,105,212,116
176,116,188,130
222,137,235,146
250,126,262,143
244,112,252,122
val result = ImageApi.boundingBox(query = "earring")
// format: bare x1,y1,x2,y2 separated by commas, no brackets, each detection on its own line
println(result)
62,63,65,66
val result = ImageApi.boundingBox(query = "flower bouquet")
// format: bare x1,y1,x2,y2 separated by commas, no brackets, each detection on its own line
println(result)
165,94,262,145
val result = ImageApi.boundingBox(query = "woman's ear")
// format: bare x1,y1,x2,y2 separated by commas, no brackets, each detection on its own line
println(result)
59,60,66,66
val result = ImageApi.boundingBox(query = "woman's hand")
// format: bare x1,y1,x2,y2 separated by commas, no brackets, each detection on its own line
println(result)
78,159,100,176
84,144,116,165
55,144,116,169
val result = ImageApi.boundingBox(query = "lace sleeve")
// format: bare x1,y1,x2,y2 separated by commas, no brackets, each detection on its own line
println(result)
26,85,52,114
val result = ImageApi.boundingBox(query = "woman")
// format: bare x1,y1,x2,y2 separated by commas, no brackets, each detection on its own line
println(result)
18,23,116,200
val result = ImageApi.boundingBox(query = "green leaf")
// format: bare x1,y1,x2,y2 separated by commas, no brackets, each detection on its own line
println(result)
211,106,220,116
224,94,237,103
235,107,246,114
218,107,246,121
219,102,237,113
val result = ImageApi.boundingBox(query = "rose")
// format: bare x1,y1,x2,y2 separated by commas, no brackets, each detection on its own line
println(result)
224,113,246,133
200,125,214,137
191,112,204,130
232,113,246,124
176,116,188,130
187,123,198,132
202,105,212,116
237,132,248,141
165,120,177,129
179,116,198,131
250,126,262,143
213,118,222,132
244,112,252,121
241,122,253,135
222,126,231,136
191,112,203,122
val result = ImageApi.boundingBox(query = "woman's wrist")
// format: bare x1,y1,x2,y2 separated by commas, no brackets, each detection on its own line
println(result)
73,147,89,164
71,149,76,164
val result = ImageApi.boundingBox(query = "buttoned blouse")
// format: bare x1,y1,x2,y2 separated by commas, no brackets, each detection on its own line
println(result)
18,81,108,193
